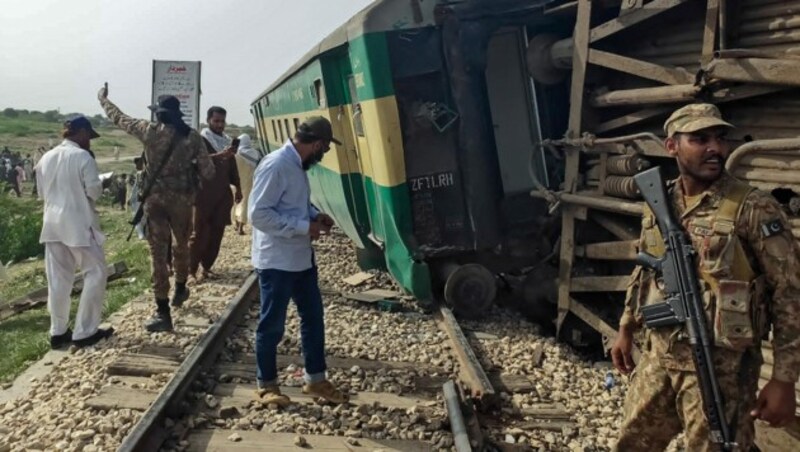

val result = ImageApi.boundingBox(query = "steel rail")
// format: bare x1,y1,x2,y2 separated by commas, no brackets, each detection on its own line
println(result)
436,306,497,408
118,272,259,452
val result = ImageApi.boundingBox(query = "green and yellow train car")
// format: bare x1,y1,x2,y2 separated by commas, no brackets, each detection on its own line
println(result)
251,0,557,317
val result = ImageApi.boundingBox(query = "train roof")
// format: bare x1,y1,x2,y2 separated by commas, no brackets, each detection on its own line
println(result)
253,0,436,104
253,1,378,104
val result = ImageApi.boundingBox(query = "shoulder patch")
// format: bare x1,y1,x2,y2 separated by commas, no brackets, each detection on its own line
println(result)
761,219,785,238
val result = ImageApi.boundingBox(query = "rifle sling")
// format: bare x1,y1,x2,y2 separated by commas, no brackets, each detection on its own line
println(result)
140,131,181,203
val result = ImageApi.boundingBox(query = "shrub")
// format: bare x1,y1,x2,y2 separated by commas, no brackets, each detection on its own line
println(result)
0,195,44,263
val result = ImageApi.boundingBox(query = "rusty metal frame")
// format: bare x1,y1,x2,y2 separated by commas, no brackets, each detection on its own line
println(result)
555,0,592,338
555,0,694,339
588,49,694,85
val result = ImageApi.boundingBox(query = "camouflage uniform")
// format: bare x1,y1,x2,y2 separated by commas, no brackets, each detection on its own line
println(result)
615,106,800,451
100,98,215,300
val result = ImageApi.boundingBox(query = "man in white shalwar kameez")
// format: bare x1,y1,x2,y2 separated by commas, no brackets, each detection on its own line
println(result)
36,116,114,349
232,134,262,234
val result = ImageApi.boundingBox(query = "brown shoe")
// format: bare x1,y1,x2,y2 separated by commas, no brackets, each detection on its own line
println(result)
302,380,349,404
255,386,291,407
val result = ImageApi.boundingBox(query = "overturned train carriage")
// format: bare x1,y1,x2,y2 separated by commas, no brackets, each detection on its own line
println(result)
252,0,800,444
251,0,560,318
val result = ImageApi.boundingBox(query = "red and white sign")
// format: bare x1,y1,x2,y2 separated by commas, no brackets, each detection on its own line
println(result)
152,60,202,130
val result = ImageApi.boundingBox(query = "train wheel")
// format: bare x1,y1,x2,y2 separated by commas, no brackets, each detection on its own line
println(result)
444,264,497,319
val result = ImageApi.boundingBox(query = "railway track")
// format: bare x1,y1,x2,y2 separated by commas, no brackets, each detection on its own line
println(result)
111,280,496,451
114,273,461,451
111,275,607,451
0,230,627,452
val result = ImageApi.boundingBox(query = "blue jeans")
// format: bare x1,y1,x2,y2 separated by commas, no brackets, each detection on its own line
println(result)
255,266,326,387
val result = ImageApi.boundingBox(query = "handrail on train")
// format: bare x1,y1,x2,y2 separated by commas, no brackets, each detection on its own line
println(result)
540,132,664,153
726,138,800,172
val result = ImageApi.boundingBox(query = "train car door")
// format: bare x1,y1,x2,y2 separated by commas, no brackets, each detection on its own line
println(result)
346,74,386,247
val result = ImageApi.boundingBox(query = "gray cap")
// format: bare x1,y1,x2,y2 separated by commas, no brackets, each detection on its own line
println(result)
298,116,342,145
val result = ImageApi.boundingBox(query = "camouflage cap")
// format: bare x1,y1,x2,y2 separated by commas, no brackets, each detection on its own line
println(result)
663,103,734,137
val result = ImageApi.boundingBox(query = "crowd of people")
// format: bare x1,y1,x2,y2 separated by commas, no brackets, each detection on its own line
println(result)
1,146,42,197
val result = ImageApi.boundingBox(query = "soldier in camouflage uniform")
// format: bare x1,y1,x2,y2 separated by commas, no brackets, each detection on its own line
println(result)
99,85,216,332
611,104,800,451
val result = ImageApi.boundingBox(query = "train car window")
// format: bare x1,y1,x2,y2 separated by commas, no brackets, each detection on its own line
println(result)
272,120,278,143
348,76,365,137
284,119,291,139
293,118,300,133
314,79,326,108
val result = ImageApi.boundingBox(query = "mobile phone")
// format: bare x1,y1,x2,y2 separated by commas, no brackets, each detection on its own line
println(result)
231,138,240,148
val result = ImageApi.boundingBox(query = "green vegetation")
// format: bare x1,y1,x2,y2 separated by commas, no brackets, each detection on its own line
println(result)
0,196,43,264
0,198,150,383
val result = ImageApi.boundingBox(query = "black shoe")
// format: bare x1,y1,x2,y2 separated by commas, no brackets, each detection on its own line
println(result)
73,327,114,348
146,310,173,332
171,284,190,307
50,329,73,350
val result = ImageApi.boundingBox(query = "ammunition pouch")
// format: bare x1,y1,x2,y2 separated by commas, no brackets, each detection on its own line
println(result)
714,279,754,351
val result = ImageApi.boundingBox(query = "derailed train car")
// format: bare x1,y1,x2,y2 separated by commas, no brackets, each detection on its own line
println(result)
252,0,800,443
251,0,560,320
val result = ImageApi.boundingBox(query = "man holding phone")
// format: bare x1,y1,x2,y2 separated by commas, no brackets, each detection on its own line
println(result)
190,106,242,284
248,116,344,406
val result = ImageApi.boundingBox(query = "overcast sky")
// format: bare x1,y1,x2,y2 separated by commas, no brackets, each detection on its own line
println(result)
0,0,374,125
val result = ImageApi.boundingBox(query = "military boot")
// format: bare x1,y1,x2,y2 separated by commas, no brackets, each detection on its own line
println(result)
146,299,173,332
171,282,190,307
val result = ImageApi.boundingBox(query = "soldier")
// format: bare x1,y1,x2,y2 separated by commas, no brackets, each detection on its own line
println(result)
99,85,216,332
611,104,800,451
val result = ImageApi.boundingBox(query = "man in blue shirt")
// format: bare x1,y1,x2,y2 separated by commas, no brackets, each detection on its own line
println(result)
248,116,346,406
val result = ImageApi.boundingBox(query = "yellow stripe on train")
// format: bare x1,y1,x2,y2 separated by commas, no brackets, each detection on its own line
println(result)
259,96,406,188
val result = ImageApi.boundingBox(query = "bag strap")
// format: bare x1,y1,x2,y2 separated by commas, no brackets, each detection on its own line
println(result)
140,131,181,202
714,180,754,232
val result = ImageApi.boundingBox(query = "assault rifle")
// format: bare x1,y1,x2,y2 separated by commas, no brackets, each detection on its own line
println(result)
127,202,145,241
633,167,735,451
126,135,179,241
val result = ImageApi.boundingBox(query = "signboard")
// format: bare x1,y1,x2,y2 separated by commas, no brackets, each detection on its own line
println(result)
151,60,201,130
